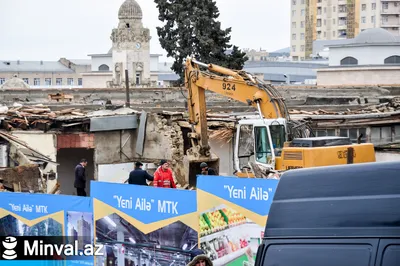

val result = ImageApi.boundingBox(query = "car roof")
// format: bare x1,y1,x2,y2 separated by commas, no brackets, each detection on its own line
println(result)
265,161,400,238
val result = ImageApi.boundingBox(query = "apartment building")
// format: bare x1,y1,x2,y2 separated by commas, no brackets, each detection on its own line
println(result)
291,0,400,61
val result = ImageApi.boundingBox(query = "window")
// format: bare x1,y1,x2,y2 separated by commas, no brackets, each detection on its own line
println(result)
56,78,62,85
292,34,297,40
301,9,305,16
382,16,389,23
333,18,336,24
316,129,336,137
292,45,296,52
300,33,305,40
98,64,110,71
340,128,367,143
324,31,327,37
324,7,327,13
67,78,74,85
22,78,29,84
339,5,347,12
384,55,400,64
333,31,336,37
301,0,304,4
317,7,322,15
361,16,366,23
301,21,305,28
362,4,366,11
324,19,326,26
34,78,40,86
292,22,296,28
237,125,254,169
339,17,347,26
45,78,52,86
333,6,336,12
292,10,296,16
0,78,5,85
263,244,375,266
381,244,400,266
340,57,358,65
371,16,375,23
254,127,272,165
372,3,376,10
270,125,286,157
317,19,322,27
136,73,141,84
300,45,305,51
383,3,388,9
78,78,83,86
292,0,296,5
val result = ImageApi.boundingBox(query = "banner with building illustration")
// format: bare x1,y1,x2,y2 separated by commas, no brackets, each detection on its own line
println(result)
0,192,94,265
197,175,279,266
91,181,198,266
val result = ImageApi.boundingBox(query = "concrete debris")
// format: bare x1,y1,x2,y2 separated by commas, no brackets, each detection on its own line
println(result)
0,165,42,192
290,97,400,116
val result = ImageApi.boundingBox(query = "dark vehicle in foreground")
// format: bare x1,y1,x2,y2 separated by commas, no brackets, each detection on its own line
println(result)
255,161,400,266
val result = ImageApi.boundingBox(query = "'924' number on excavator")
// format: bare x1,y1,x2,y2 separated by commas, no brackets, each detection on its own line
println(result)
222,83,236,91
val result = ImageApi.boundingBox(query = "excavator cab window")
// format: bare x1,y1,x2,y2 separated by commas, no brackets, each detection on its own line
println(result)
237,124,255,169
254,126,272,164
270,124,286,157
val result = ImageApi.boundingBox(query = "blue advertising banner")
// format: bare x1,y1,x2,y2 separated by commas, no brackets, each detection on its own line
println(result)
197,175,279,266
0,192,94,266
91,181,198,266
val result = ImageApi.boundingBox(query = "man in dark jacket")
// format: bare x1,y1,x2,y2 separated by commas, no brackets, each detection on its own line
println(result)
128,162,154,186
200,162,217,176
74,159,87,196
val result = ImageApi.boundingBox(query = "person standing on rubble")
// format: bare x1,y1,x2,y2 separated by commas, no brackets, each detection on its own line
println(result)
74,159,88,197
128,162,154,186
200,162,218,176
153,160,176,188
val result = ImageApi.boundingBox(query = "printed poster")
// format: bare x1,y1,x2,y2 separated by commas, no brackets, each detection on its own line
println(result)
91,181,198,266
197,175,279,266
0,192,93,265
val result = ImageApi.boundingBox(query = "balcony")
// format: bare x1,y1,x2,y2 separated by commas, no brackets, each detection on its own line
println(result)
381,8,400,14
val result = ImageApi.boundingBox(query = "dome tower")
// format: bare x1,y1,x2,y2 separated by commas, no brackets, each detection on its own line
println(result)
110,0,151,88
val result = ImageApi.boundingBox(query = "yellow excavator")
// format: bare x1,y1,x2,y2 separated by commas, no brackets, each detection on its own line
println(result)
183,57,376,183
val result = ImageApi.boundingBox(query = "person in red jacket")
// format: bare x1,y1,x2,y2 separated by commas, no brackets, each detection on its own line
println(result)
153,159,177,188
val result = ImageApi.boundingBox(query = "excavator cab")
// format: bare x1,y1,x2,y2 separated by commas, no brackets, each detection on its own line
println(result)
234,118,288,175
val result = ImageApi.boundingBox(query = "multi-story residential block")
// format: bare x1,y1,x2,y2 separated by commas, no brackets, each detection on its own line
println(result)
291,0,400,61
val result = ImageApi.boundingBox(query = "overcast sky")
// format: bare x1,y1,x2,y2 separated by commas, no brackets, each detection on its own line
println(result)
0,0,290,62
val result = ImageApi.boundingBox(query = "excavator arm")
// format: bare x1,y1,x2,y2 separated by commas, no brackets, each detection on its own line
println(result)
184,57,290,159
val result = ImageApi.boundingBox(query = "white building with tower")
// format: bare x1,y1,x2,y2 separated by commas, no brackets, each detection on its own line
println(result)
0,0,179,89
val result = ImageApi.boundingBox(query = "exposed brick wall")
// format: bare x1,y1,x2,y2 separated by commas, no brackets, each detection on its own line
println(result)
57,133,95,149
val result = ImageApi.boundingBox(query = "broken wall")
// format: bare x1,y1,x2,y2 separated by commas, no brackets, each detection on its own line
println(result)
11,132,57,173
209,138,234,177
93,113,186,184
0,165,42,192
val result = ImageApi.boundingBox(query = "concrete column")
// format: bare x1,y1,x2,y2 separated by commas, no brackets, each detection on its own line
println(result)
117,230,124,265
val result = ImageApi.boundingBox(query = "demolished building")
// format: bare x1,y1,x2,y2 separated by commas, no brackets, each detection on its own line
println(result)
0,92,399,195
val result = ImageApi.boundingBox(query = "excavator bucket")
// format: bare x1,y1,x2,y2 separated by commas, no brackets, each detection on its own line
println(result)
183,153,220,187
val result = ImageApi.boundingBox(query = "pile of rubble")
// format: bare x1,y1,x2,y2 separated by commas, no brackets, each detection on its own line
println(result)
290,98,400,116
0,104,87,130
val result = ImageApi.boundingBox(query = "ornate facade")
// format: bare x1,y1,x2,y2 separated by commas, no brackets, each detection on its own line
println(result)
109,0,151,87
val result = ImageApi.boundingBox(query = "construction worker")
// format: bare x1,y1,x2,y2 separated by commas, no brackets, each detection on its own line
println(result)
128,162,154,186
153,160,176,188
200,162,217,176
